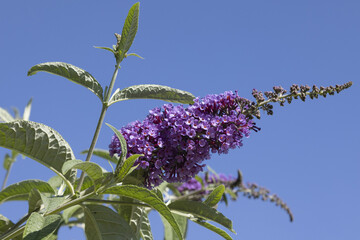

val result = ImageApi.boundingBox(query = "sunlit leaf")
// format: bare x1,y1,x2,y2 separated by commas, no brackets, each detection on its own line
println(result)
0,180,54,204
81,148,119,164
161,213,188,240
94,46,115,54
28,188,42,214
103,185,183,239
3,154,13,171
63,205,82,224
23,98,33,121
126,53,144,59
117,154,142,181
83,204,136,240
203,185,225,207
105,123,127,172
23,213,61,240
40,194,66,214
0,108,14,122
168,200,234,233
117,3,140,62
62,160,103,184
193,220,233,240
109,84,195,106
28,62,103,101
0,120,76,181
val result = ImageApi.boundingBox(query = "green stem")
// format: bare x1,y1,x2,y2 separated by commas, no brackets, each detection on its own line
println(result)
1,163,13,190
76,62,121,192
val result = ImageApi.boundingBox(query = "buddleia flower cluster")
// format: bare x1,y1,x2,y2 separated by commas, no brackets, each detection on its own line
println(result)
176,170,294,221
109,91,258,187
109,82,352,188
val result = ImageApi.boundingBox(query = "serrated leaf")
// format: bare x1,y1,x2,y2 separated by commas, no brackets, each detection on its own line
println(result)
0,214,14,234
40,194,66,214
62,160,103,184
109,84,195,106
168,200,234,233
81,148,119,164
62,205,82,224
117,154,142,181
0,180,54,204
83,204,136,240
161,213,188,240
23,98,33,121
193,220,233,240
105,123,127,172
103,185,183,239
0,120,76,181
0,108,14,122
203,185,225,207
28,188,42,214
27,62,103,101
23,213,61,240
117,2,140,62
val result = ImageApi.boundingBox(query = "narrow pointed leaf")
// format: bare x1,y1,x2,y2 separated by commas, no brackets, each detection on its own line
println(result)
94,46,115,54
117,154,142,181
203,185,225,207
117,3,140,62
28,188,42,214
106,123,127,171
193,220,233,240
81,148,119,164
0,214,14,234
139,210,153,240
27,62,103,101
0,180,54,204
161,213,188,240
23,213,61,240
103,185,183,239
130,206,145,239
63,205,82,224
62,160,103,183
109,84,195,106
0,108,14,122
0,120,76,181
168,200,234,233
83,204,136,240
126,53,144,59
23,98,33,121
3,153,14,171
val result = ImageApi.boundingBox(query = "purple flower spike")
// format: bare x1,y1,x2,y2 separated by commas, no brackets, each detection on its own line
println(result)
109,91,259,188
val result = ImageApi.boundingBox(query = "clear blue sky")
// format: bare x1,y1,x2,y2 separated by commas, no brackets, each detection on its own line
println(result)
0,1,359,239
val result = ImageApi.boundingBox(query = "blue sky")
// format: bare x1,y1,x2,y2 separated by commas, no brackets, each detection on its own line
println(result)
0,0,359,239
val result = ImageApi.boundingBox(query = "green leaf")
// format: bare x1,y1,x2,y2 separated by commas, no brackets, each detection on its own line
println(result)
193,220,233,240
103,185,183,239
161,213,188,240
62,160,103,183
116,196,134,223
94,46,115,54
117,154,142,181
83,204,136,240
0,180,54,204
40,194,66,214
28,188,42,214
0,214,14,234
117,2,140,62
129,206,145,239
3,154,14,171
139,210,153,240
47,175,63,190
0,108,14,122
203,185,225,207
168,200,234,233
23,98,33,121
27,62,103,101
62,205,82,224
126,53,144,59
23,212,61,240
0,120,76,181
105,123,127,172
81,148,119,164
109,84,195,106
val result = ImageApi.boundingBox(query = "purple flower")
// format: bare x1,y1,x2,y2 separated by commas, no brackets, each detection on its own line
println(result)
109,91,259,188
